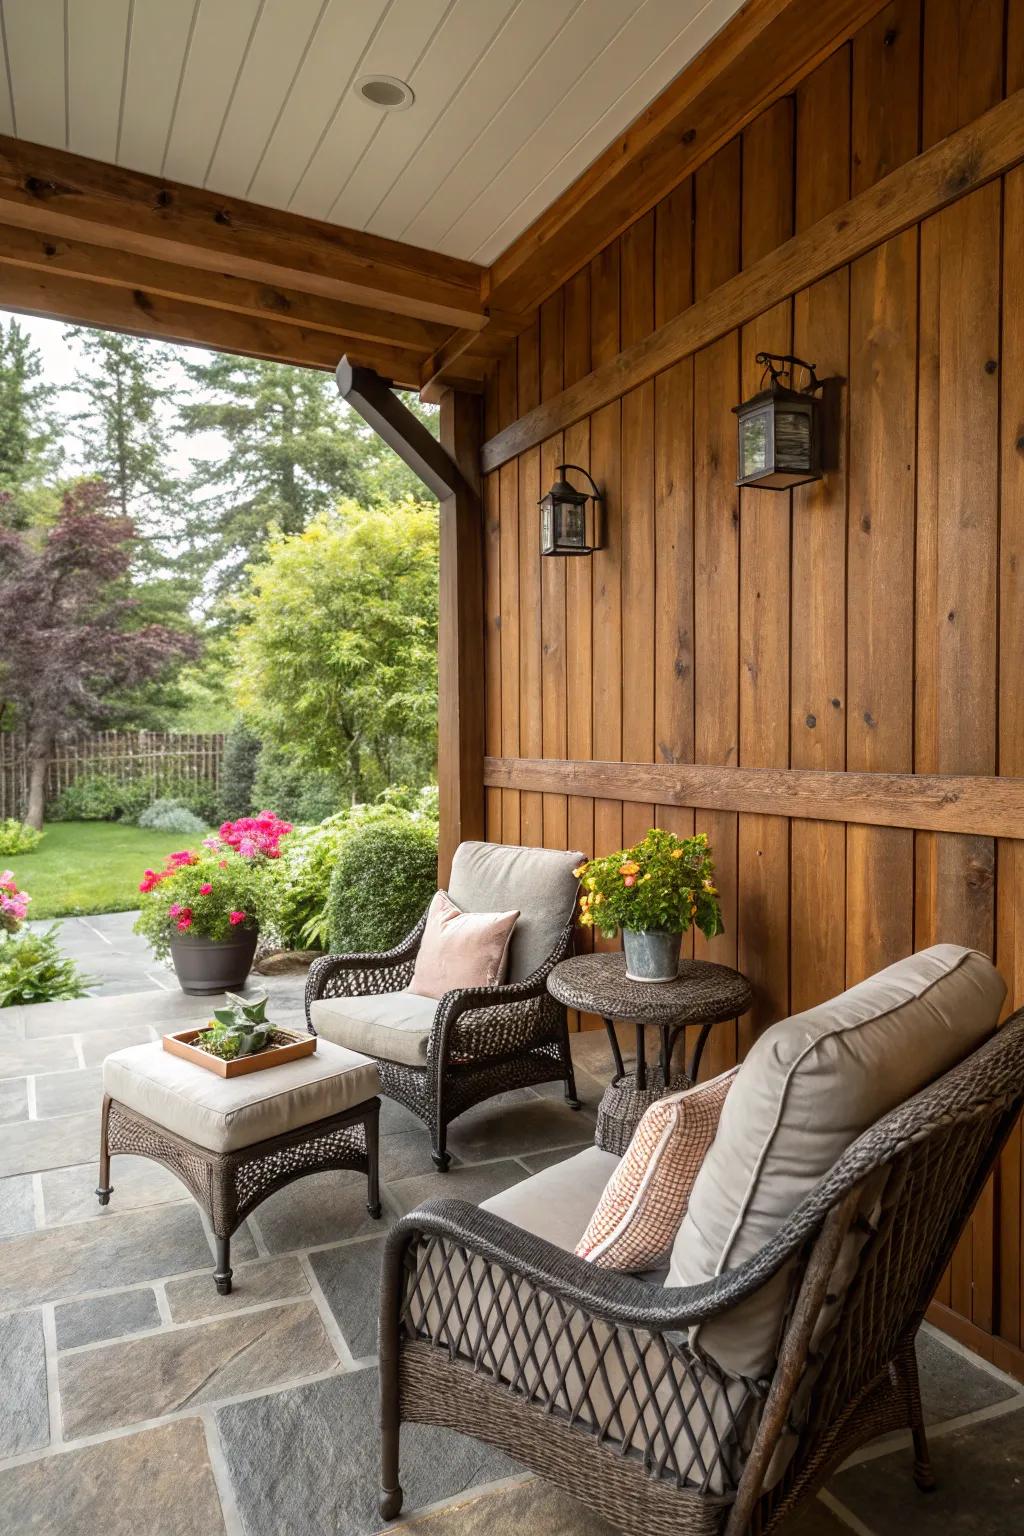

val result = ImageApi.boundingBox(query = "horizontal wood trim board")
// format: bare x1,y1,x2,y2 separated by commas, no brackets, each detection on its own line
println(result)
484,759,1024,840
481,88,1024,472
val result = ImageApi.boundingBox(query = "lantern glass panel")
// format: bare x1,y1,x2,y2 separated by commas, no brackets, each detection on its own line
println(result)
774,407,812,472
738,404,771,481
540,495,556,556
559,497,587,551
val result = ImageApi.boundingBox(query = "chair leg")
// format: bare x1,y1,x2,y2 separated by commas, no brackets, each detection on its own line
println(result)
214,1235,232,1295
901,1336,936,1492
560,1020,582,1110
366,1101,382,1219
431,1120,451,1173
96,1093,113,1206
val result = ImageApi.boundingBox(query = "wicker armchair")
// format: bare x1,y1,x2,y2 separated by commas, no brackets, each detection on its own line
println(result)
379,1008,1024,1535
305,841,583,1171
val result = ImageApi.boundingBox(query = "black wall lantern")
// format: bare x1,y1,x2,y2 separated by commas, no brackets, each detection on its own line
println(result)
733,352,823,490
539,463,604,556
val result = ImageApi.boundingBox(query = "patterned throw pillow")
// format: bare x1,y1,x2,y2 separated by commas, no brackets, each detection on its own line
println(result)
575,1068,738,1271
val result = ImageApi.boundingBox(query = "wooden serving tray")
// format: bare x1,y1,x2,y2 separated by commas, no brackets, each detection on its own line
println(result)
163,1026,317,1077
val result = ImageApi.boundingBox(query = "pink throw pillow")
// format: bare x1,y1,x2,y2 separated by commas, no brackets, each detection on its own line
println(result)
575,1068,738,1271
409,890,519,1000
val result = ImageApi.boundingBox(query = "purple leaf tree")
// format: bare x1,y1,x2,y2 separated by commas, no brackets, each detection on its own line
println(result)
0,480,198,828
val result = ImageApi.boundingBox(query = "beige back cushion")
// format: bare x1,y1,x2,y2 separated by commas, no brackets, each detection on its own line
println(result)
448,841,582,982
668,945,1006,1379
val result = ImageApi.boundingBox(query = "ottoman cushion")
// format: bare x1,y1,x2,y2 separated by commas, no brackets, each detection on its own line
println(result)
103,1038,380,1153
310,990,438,1066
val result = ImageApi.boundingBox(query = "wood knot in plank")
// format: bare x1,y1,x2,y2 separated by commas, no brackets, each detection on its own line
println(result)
24,175,67,200
945,148,982,197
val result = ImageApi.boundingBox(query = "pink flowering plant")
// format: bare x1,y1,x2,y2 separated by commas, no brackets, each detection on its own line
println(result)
0,870,31,933
133,813,292,961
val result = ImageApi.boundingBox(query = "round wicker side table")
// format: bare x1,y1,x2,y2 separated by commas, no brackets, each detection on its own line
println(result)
547,952,753,1155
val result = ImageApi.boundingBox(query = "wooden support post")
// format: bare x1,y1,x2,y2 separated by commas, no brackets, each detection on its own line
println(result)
437,390,485,882
336,359,485,882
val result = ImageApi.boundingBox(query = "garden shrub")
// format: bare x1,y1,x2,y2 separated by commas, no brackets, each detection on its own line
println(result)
0,819,44,855
219,722,262,820
325,815,438,954
0,928,90,1007
251,743,346,825
136,799,208,835
49,771,219,825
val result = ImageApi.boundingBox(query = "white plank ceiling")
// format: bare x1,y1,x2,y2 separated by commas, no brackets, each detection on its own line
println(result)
0,0,743,264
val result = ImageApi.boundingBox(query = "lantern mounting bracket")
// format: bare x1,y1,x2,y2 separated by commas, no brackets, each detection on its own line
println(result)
755,352,822,394
556,462,603,500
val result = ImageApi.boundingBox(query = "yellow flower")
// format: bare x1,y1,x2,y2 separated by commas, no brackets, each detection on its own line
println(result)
703,879,717,894
573,863,588,878
618,860,640,876
690,902,698,917
594,892,605,904
671,848,684,859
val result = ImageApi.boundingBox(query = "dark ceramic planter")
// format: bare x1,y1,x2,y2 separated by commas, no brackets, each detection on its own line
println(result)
622,927,682,984
169,929,258,996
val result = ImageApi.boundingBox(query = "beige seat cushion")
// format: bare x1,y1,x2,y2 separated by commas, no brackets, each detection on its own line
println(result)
670,944,1006,1379
482,1145,620,1249
310,990,438,1067
103,1038,380,1153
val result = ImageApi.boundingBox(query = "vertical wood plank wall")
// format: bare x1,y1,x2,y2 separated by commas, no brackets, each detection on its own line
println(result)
480,0,1024,1376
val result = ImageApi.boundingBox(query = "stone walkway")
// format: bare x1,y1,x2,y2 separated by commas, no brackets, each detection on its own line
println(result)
1,983,1023,1535
28,910,170,997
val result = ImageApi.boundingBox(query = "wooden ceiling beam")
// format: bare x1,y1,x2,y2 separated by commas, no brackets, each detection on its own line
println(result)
423,0,890,393
0,222,450,356
0,134,486,331
0,264,426,384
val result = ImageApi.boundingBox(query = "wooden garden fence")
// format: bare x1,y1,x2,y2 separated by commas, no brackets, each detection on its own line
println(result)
0,731,225,820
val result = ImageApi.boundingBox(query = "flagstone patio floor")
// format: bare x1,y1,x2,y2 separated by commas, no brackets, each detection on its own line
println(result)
2,978,1023,1536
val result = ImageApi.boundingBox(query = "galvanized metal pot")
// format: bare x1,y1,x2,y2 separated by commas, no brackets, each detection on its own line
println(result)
169,929,258,995
621,927,682,983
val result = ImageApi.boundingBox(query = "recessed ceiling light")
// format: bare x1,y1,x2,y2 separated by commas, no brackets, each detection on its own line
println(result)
355,75,415,111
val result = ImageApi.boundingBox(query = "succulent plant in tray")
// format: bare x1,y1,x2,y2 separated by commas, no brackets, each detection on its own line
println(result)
195,994,276,1061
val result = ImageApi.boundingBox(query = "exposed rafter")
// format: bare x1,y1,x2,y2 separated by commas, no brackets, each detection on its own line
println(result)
0,132,487,333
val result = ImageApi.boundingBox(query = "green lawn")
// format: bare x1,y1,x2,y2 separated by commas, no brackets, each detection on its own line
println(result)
6,821,211,919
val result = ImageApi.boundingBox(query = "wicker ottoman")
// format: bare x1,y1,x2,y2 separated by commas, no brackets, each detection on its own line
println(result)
98,1038,382,1294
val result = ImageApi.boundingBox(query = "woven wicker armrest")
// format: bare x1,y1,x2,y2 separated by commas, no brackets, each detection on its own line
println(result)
305,914,429,1020
385,1195,821,1336
428,911,578,1064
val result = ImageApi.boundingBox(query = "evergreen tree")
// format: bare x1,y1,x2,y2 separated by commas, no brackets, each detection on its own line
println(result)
179,357,438,597
66,327,180,548
0,318,58,527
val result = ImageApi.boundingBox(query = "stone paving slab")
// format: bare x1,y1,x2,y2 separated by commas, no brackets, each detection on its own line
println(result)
166,1255,310,1323
0,1201,213,1308
916,1328,1020,1423
443,1096,597,1163
830,1396,1024,1534
0,1034,79,1079
252,1168,388,1253
0,1078,27,1124
0,1111,98,1177
0,1418,226,1536
388,1157,524,1216
32,1066,103,1120
0,1310,49,1456
0,1171,36,1237
54,1286,163,1350
309,1235,386,1358
41,1154,186,1225
59,1300,338,1437
214,1365,519,1536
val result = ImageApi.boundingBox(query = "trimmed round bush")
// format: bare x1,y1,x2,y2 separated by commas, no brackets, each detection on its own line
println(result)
136,799,208,835
325,815,437,954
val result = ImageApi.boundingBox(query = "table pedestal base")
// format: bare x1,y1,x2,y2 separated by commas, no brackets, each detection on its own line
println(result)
595,1069,692,1156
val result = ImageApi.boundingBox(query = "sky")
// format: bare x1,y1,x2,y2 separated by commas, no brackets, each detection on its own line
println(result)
3,309,239,474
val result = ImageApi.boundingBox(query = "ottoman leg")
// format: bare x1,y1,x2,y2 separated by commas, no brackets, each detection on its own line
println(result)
366,1101,382,1220
96,1093,113,1207
214,1235,232,1295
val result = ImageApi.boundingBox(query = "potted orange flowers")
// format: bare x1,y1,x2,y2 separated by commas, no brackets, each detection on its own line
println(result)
574,828,724,982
